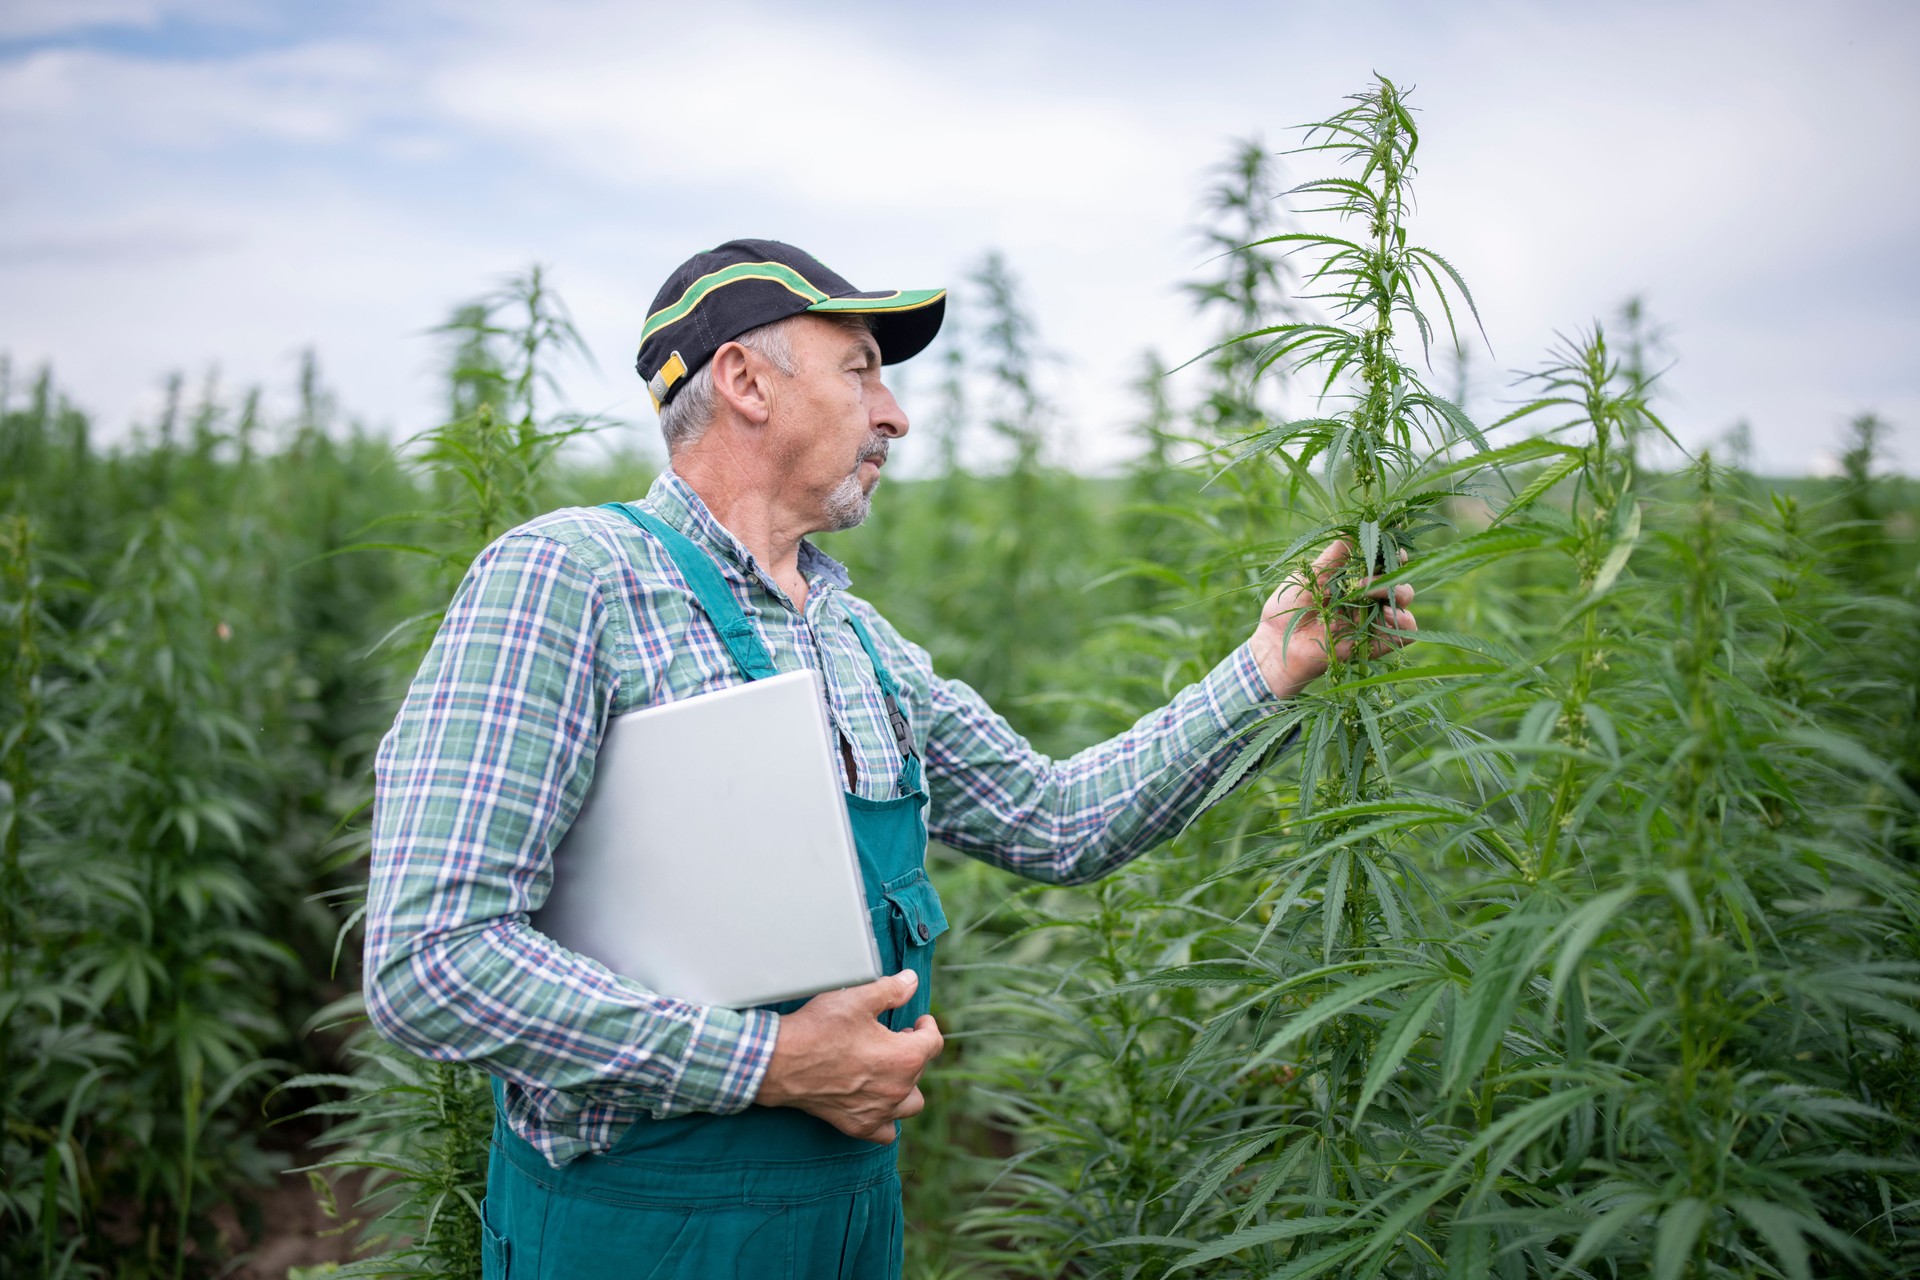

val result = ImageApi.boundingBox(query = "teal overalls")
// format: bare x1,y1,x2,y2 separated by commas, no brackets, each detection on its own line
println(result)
480,503,946,1280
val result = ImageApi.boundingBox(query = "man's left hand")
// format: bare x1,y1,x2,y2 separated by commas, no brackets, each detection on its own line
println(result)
1248,538,1418,699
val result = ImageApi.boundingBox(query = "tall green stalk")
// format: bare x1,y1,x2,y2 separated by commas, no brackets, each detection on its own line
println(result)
1113,76,1512,1276
1,516,38,989
291,266,602,1279
1502,326,1663,882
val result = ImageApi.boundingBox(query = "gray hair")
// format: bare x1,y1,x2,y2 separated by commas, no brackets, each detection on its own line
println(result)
657,319,798,453
655,313,875,454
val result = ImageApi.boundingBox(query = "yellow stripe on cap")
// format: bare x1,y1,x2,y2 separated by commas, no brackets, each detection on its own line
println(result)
808,288,946,315
641,262,830,345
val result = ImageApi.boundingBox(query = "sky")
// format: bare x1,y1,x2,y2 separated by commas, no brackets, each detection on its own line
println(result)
2,0,1916,476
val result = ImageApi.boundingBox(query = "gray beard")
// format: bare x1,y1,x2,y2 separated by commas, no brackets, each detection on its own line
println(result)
822,470,875,531
823,438,888,530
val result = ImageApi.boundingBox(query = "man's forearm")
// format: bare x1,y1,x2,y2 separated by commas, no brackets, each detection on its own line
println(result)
363,907,776,1117
924,642,1288,884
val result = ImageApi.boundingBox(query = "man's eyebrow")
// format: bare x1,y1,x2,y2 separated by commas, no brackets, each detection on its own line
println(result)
850,335,882,365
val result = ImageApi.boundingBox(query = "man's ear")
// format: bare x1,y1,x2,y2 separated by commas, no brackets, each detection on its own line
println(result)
708,342,774,426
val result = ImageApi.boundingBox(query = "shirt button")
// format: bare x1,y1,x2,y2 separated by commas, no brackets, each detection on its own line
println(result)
917,922,931,941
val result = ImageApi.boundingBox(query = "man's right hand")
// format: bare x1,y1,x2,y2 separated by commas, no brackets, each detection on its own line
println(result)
753,970,944,1144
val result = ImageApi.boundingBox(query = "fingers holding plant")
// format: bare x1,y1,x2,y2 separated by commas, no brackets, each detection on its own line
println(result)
1248,538,1418,699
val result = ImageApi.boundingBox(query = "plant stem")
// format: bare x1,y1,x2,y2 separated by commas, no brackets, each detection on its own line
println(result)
1,516,38,992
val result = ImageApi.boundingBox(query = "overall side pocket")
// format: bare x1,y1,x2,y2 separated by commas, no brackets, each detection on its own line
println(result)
480,1198,511,1280
881,874,948,1029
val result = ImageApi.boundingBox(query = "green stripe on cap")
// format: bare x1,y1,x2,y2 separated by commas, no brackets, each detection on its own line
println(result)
808,288,946,314
641,261,831,344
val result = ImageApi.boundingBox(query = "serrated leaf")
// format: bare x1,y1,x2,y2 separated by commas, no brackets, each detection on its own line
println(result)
1582,701,1619,761
1353,980,1445,1124
1170,1217,1343,1271
1246,967,1431,1070
1494,453,1584,523
1188,712,1307,824
1588,500,1642,599
1114,961,1269,992
1409,629,1528,668
1729,1197,1812,1280
1652,1198,1709,1280
1547,886,1637,1008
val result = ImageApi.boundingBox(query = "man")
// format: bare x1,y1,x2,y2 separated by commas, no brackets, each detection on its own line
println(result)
365,239,1417,1278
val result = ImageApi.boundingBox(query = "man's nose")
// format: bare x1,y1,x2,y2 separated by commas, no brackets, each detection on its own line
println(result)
874,381,909,439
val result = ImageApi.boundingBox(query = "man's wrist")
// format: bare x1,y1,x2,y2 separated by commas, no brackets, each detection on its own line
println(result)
1248,631,1318,700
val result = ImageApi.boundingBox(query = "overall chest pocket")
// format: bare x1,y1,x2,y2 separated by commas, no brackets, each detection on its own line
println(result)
872,871,948,1031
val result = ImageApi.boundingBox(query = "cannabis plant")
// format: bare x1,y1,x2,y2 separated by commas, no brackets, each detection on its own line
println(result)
955,76,1920,1280
290,266,607,1279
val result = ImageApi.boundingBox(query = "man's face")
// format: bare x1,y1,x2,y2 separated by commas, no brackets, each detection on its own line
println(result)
768,315,909,532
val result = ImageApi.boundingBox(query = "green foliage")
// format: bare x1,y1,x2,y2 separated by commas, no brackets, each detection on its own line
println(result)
282,268,611,1280
282,1005,493,1280
1,355,420,1276
904,80,1920,1280
5,86,1918,1280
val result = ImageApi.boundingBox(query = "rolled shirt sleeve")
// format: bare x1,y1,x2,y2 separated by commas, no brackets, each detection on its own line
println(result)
364,533,775,1167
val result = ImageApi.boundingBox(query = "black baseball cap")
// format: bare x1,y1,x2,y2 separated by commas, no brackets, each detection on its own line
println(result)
636,238,946,410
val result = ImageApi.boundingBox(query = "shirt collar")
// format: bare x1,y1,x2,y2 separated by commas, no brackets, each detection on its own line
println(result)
641,469,852,600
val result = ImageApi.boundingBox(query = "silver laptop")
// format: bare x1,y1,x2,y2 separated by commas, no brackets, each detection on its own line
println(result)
532,668,882,1009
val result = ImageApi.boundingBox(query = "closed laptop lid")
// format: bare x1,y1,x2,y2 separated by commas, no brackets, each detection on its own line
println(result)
532,668,881,1009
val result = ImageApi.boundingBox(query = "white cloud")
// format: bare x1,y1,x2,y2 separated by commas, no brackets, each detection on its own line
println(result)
426,1,1194,222
0,40,407,159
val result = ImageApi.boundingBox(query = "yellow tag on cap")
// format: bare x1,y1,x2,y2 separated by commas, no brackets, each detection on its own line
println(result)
647,350,689,410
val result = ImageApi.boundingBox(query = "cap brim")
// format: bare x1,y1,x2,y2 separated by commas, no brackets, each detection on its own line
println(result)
808,288,946,365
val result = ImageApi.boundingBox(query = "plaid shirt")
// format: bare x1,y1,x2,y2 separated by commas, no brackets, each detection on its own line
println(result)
365,470,1283,1166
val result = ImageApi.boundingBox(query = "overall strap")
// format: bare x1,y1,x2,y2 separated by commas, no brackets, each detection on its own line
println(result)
843,612,924,796
599,502,777,681
601,501,922,796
